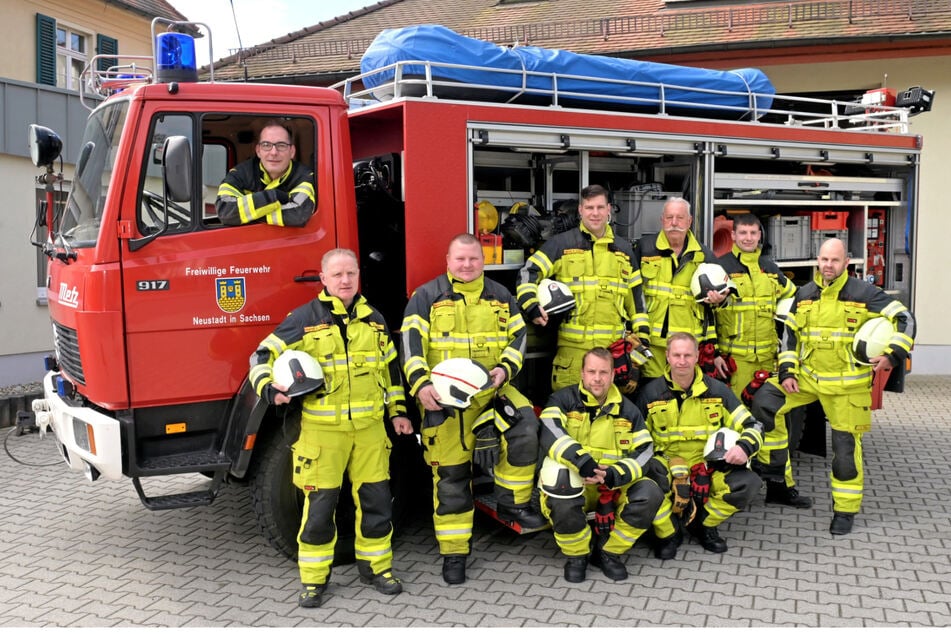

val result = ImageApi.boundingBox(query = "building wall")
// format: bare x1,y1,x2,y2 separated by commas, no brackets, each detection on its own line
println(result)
0,0,156,385
762,55,949,373
1,0,156,84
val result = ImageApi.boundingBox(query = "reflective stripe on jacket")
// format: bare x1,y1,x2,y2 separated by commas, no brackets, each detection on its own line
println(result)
716,245,796,360
250,290,406,429
540,383,654,488
634,367,763,466
216,158,315,227
638,230,717,344
517,224,648,344
778,270,916,392
401,272,526,397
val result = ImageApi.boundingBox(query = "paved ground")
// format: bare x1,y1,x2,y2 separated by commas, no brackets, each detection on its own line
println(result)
2,375,951,627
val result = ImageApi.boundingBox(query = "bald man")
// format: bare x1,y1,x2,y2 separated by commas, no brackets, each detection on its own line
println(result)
775,238,915,535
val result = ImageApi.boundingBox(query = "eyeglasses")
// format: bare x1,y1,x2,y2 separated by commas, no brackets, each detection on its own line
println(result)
258,141,291,152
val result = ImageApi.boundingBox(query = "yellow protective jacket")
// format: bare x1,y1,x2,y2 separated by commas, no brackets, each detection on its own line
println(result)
634,367,763,466
216,158,315,227
516,223,648,345
637,230,718,345
249,290,406,430
539,382,655,489
715,245,796,361
401,272,526,397
778,270,916,393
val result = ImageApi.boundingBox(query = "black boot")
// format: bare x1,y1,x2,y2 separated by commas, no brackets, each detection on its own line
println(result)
830,512,855,535
590,549,628,581
653,529,682,561
496,504,548,529
765,481,813,509
688,508,728,553
442,555,467,585
691,523,728,553
563,556,588,582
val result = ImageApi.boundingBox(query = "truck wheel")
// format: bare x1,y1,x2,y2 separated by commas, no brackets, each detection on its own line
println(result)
248,415,356,564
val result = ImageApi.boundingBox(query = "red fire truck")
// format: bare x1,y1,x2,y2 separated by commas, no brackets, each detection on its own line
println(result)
28,20,923,560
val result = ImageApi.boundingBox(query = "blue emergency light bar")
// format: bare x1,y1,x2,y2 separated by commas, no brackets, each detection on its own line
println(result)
155,32,199,83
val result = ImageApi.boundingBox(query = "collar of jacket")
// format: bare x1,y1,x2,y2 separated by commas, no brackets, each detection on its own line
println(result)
813,268,849,292
257,159,295,186
732,244,763,267
579,221,615,243
656,229,702,257
664,365,707,398
318,288,369,320
579,382,623,413
447,271,485,299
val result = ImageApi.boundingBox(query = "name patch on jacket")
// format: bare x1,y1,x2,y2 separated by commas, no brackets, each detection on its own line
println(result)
304,324,331,333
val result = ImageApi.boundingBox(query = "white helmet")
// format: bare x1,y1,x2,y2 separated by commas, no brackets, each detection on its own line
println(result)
430,358,491,408
537,457,584,499
272,350,325,398
774,297,795,323
691,262,733,302
852,317,896,365
537,278,575,316
704,427,741,470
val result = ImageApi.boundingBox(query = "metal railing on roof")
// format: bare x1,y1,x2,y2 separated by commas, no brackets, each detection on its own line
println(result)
333,59,913,133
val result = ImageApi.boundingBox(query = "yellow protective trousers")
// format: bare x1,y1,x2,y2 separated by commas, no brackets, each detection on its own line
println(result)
540,478,665,557
421,384,538,555
293,424,393,585
651,455,761,534
749,379,800,488
775,372,870,514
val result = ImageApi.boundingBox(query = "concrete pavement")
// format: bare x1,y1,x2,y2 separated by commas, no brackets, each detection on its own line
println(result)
2,375,951,627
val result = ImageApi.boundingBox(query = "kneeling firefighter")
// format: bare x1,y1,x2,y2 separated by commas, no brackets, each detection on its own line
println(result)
538,347,665,583
634,332,764,558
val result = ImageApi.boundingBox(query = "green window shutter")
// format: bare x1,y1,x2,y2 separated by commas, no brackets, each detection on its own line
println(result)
36,13,56,86
96,34,118,73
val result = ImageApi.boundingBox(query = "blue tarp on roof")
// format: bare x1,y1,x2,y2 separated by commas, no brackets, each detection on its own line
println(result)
360,25,775,119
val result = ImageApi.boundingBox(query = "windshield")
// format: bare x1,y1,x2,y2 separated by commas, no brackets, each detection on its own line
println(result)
57,101,129,247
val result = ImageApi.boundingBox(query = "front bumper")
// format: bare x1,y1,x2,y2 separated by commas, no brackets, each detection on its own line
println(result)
32,371,123,481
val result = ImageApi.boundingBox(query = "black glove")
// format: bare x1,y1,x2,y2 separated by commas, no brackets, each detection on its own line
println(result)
576,456,598,479
472,424,501,473
261,383,283,405
273,189,290,204
601,467,618,489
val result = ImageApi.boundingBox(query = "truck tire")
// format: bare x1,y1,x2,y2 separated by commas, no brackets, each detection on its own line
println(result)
248,415,356,564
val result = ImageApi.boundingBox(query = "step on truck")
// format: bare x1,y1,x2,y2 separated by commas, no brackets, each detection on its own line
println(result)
27,19,923,559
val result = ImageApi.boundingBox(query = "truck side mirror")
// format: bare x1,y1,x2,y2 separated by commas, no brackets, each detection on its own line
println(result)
163,135,191,203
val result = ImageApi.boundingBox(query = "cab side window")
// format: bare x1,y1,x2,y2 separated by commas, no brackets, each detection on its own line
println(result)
137,113,195,236
200,114,317,228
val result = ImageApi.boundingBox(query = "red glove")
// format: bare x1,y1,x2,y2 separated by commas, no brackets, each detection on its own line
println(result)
594,485,619,535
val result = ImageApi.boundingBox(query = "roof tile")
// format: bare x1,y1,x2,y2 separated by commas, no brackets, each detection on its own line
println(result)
209,0,951,81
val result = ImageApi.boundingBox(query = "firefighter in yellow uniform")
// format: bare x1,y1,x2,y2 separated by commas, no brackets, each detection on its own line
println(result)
634,332,764,557
517,184,649,392
401,233,546,586
776,238,915,535
637,197,728,379
250,249,412,608
713,214,806,508
538,348,665,582
216,120,315,226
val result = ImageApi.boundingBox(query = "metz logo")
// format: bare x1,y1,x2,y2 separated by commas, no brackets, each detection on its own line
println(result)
58,283,79,308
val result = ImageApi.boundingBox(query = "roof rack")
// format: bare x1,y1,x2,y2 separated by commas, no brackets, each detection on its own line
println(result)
79,56,153,110
334,60,914,134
